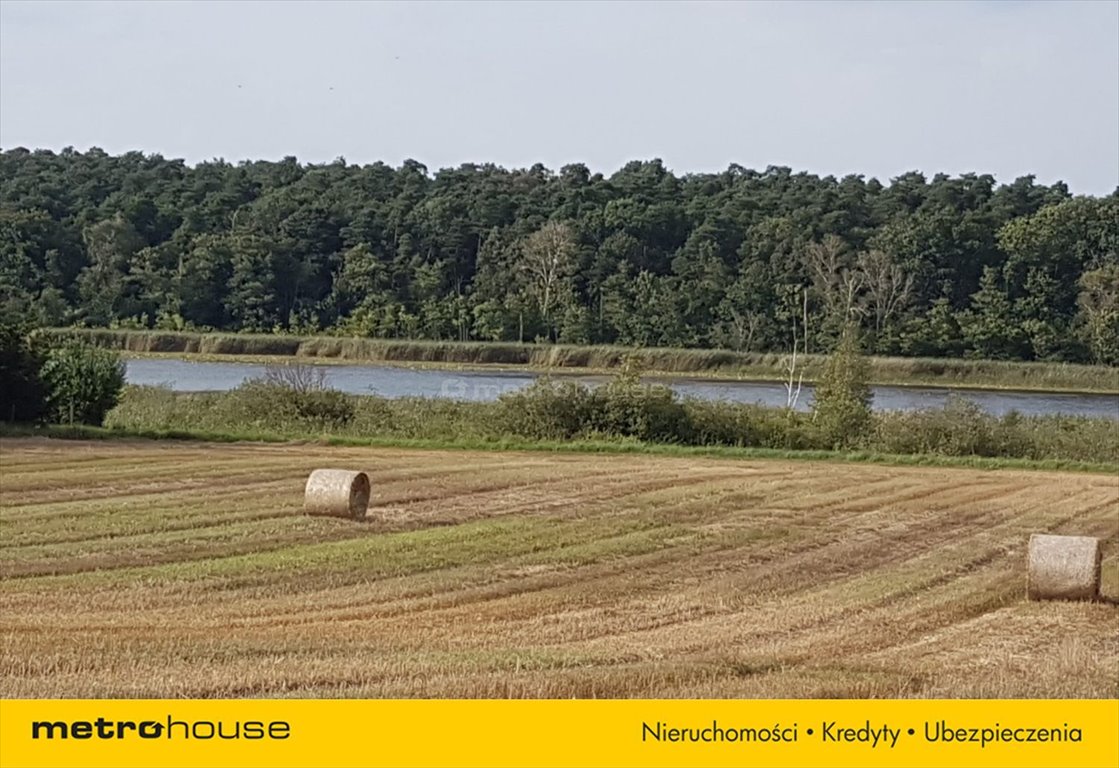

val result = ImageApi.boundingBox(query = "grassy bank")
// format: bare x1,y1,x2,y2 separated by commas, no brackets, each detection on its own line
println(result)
4,422,1116,474
90,380,1119,467
43,328,1119,393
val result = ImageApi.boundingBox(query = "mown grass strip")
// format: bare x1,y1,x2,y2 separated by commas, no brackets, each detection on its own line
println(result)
0,513,675,589
3,423,1115,475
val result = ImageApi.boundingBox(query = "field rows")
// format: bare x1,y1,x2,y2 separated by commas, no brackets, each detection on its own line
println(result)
0,437,1116,698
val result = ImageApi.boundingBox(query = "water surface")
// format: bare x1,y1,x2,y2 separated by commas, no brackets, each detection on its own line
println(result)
124,358,1119,419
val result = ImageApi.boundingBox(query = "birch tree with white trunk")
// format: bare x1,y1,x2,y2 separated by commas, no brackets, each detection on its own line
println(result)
518,221,576,339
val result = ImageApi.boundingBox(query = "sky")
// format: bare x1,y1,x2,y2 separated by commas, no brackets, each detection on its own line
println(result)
1,0,1117,194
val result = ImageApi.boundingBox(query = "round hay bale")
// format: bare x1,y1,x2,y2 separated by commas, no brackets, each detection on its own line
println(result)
1027,534,1101,601
304,469,371,520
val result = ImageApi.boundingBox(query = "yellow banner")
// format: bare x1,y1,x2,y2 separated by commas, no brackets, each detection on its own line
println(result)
0,699,1116,768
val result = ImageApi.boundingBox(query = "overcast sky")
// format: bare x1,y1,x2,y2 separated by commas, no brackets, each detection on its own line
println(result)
1,0,1117,193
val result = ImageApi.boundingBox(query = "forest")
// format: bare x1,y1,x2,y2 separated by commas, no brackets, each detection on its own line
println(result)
1,147,1116,364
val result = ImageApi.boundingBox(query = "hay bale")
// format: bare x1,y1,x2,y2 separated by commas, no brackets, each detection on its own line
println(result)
304,469,371,520
1027,534,1101,601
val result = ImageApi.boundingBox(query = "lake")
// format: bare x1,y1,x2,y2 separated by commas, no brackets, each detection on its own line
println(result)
123,358,1119,420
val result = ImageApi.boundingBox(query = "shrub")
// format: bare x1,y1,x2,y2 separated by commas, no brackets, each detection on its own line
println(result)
684,399,820,450
493,359,692,443
290,389,356,430
103,384,184,430
256,362,355,429
0,322,47,422
589,381,691,442
812,323,872,449
990,410,1033,459
495,378,594,440
874,396,997,456
349,396,397,435
382,398,498,440
587,358,691,442
220,380,355,432
262,362,329,393
39,341,125,425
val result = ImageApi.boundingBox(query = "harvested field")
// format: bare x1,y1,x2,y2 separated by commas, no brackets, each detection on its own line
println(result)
0,437,1116,699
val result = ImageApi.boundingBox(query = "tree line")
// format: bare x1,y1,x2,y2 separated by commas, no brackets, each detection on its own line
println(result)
1,147,1116,363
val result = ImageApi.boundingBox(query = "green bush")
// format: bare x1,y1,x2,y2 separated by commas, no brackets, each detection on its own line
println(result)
812,324,873,449
0,323,48,423
293,389,356,429
684,399,821,450
873,398,1119,463
874,397,994,456
218,380,355,432
207,364,356,432
381,398,498,440
348,396,397,435
39,341,125,426
588,378,691,443
106,371,359,435
495,379,595,440
990,410,1034,459
103,384,186,430
985,412,1118,463
583,356,691,442
494,361,691,443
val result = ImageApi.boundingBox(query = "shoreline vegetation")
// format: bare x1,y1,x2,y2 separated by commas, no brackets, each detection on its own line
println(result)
55,370,1119,468
11,327,1116,471
42,328,1119,394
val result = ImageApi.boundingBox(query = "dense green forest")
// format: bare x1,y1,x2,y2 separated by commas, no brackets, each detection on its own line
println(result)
1,147,1117,363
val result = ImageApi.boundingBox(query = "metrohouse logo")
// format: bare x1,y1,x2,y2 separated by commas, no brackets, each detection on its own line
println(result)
30,716,291,741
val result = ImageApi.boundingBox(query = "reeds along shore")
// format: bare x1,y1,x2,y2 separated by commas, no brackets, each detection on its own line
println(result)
102,382,1119,466
40,328,1119,393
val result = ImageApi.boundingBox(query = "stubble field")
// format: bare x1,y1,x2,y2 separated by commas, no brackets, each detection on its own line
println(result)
0,437,1116,699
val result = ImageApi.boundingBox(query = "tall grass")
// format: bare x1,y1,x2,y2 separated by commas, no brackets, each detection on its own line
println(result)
43,328,1119,393
104,378,1119,466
